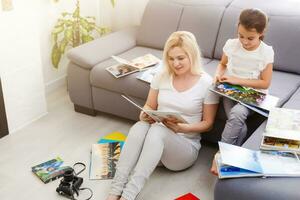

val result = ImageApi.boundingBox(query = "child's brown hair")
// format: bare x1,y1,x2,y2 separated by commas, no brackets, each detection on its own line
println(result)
239,8,268,40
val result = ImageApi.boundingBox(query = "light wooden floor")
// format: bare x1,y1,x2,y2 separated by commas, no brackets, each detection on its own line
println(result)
0,86,218,200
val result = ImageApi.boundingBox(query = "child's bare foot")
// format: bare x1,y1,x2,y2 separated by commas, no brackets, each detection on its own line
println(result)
106,194,120,200
210,154,219,176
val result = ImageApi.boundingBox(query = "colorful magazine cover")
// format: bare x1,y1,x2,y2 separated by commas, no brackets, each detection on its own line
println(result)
89,142,122,180
136,61,162,84
31,157,71,183
98,131,127,149
210,82,279,117
175,193,200,200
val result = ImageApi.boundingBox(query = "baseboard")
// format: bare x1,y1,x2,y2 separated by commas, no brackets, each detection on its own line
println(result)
45,75,67,95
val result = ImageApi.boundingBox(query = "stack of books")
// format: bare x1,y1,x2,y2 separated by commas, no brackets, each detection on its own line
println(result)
215,107,300,179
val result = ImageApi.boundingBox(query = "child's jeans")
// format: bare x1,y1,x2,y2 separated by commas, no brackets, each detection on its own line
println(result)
221,98,253,146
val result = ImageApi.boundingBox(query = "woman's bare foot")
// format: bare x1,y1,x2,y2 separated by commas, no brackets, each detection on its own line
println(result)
119,198,127,200
210,154,219,176
106,194,120,200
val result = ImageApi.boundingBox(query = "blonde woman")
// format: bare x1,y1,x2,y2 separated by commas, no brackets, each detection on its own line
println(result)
107,31,219,200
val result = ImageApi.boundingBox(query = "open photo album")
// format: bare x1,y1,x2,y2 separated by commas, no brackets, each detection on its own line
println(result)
260,107,300,153
210,82,279,117
121,94,188,124
106,54,160,78
216,142,300,179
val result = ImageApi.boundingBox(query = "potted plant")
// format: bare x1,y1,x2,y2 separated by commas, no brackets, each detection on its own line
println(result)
51,0,115,68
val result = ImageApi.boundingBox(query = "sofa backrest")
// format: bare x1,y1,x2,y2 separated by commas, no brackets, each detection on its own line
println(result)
137,0,233,58
214,0,300,74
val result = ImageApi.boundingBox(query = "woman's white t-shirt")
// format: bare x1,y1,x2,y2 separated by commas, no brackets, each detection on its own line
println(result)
150,72,219,150
224,38,274,80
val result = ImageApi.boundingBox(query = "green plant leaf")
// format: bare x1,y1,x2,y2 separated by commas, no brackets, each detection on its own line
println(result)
73,7,80,18
82,35,94,43
64,28,73,43
52,25,64,34
51,43,61,69
111,0,116,7
60,39,69,54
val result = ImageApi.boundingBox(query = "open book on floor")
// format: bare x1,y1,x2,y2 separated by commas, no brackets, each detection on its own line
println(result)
121,94,188,124
89,142,122,180
106,54,160,78
210,82,279,117
260,107,300,153
216,142,300,179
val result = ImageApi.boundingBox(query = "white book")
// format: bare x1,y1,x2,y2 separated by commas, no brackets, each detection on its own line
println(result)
121,94,188,124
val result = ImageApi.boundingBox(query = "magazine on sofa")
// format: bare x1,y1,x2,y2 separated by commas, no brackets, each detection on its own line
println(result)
210,82,279,117
216,142,300,179
121,94,188,124
260,108,300,153
106,54,160,78
89,142,122,180
136,61,162,84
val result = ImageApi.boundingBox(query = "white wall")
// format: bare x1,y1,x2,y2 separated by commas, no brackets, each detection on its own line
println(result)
0,0,47,133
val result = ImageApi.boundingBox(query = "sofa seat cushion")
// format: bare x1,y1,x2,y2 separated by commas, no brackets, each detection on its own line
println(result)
91,46,212,100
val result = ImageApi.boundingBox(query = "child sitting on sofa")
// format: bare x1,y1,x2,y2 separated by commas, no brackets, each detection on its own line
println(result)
211,8,274,175
106,31,219,200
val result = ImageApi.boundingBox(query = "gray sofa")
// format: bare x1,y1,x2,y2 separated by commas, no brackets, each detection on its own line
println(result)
67,0,300,199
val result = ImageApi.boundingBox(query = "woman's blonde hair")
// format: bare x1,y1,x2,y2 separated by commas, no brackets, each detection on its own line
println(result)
162,31,203,76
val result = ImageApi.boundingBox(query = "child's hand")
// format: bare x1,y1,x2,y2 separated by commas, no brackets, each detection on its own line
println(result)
213,75,221,84
219,75,239,85
139,111,155,124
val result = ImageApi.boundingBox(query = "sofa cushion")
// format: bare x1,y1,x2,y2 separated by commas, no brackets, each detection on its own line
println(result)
214,0,300,74
136,0,183,49
177,5,226,58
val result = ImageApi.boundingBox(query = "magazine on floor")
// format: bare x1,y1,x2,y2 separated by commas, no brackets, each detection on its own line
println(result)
98,131,127,149
121,94,188,124
106,54,160,78
216,142,300,179
210,82,279,117
31,157,72,183
260,107,300,153
89,142,122,180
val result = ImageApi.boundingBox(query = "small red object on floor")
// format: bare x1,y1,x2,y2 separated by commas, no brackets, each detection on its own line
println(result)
175,192,200,200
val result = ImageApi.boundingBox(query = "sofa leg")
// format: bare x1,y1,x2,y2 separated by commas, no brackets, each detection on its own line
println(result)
74,104,97,116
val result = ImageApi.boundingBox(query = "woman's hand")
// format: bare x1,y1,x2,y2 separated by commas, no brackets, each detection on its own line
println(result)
162,119,189,133
139,111,155,124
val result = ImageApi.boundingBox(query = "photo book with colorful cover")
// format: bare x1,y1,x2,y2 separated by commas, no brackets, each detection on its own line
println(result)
260,107,300,153
106,54,160,78
89,142,122,180
31,157,72,183
216,142,300,179
210,82,279,117
121,94,188,124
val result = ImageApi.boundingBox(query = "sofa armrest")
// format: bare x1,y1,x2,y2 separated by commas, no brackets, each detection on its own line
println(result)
67,26,138,70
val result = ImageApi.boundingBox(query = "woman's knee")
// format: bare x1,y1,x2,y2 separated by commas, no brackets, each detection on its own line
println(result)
127,121,150,140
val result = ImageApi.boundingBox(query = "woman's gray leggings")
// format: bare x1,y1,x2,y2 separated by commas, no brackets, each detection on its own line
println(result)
109,121,199,200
